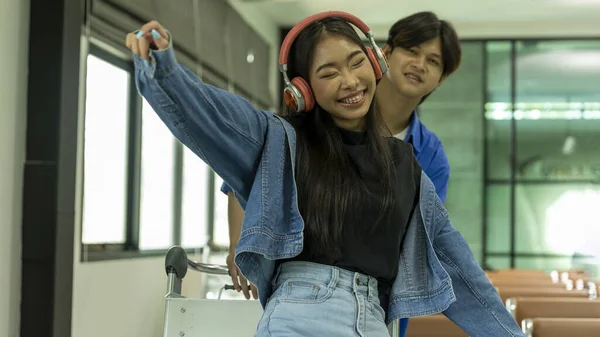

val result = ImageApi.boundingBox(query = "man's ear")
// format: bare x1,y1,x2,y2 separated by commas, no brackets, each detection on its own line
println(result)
381,44,392,58
437,75,447,88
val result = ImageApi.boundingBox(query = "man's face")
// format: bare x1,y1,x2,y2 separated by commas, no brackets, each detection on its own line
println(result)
382,36,446,100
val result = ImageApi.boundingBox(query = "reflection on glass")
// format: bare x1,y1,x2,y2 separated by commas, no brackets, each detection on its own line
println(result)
515,257,575,271
515,184,600,259
181,147,209,248
485,257,510,271
419,41,486,262
486,41,512,180
544,189,600,256
485,40,600,271
82,54,129,244
486,185,510,254
515,40,600,182
138,100,175,250
212,174,229,247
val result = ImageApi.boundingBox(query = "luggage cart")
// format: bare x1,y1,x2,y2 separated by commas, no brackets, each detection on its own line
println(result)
162,246,399,337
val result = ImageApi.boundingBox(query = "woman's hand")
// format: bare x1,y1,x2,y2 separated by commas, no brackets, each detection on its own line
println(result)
125,21,170,65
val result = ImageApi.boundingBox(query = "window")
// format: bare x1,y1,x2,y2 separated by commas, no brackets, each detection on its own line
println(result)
212,173,230,248
514,40,600,183
486,185,510,255
484,39,600,270
525,186,600,255
485,41,512,181
484,41,514,270
418,41,486,262
181,146,209,248
81,54,130,245
138,100,176,250
81,46,229,260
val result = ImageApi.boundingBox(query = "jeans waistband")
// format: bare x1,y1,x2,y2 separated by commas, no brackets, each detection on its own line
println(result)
274,261,379,298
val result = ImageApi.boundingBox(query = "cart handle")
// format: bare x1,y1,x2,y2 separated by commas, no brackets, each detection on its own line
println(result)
165,245,229,279
188,259,229,276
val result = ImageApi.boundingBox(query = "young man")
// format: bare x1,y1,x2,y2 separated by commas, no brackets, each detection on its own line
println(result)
374,11,461,336
222,11,462,337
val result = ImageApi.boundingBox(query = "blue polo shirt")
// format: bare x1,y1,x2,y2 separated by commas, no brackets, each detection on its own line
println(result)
221,111,449,202
400,112,449,203
396,112,449,336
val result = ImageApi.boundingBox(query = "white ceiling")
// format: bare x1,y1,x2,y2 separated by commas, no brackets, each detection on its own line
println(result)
234,0,600,37
241,0,599,24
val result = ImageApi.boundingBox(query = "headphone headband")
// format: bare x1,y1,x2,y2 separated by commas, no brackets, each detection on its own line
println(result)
278,11,388,113
279,11,374,68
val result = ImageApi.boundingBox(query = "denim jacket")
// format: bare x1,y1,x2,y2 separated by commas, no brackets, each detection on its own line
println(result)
133,43,524,336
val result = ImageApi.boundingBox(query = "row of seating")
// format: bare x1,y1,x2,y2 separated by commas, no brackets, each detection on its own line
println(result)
405,268,600,336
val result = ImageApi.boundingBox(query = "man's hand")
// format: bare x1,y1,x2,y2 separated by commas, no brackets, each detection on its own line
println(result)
226,252,258,300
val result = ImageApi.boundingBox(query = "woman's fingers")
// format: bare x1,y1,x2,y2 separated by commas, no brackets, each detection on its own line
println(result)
124,21,170,64
150,29,169,50
131,34,140,56
140,21,168,40
137,32,150,61
125,33,134,50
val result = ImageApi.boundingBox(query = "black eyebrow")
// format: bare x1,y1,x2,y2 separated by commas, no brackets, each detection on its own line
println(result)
430,53,442,60
315,50,364,73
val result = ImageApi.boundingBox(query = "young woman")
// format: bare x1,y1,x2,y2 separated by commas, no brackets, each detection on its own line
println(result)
222,12,461,311
125,11,524,336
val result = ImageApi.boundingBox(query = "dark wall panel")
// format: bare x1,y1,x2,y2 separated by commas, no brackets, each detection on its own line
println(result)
197,0,230,81
92,0,272,106
21,0,83,335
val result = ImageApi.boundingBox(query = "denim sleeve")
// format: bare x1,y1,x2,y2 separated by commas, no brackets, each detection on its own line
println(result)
221,182,233,194
132,42,269,202
426,144,450,203
432,198,525,336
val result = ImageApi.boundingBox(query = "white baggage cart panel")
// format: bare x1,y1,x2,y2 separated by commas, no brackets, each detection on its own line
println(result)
164,298,263,337
162,246,399,337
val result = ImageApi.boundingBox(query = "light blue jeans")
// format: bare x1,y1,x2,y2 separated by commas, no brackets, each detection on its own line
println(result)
255,261,390,337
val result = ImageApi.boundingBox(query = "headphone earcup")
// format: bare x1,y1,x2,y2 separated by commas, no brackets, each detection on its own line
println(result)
365,47,387,80
291,77,314,112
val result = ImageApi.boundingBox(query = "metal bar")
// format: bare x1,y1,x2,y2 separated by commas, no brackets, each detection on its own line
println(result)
187,259,229,276
388,319,399,337
486,179,599,185
126,60,142,251
482,40,489,266
509,40,517,269
207,170,216,247
172,142,183,246
166,272,182,296
522,318,534,336
486,252,595,259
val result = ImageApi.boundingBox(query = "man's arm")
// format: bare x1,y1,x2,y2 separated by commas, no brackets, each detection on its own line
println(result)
225,191,257,299
227,191,244,252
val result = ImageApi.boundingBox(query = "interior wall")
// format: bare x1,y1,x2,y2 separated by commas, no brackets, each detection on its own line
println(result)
228,0,280,111
0,0,30,336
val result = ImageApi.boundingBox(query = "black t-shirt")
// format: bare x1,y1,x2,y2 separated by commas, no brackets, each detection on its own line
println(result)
289,128,422,293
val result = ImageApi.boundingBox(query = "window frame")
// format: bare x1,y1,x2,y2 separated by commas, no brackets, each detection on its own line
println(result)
81,43,213,261
480,37,600,269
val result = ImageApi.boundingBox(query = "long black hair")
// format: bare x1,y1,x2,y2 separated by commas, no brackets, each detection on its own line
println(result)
280,17,395,259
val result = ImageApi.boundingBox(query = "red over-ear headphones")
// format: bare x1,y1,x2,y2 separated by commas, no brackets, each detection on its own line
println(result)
279,11,389,113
